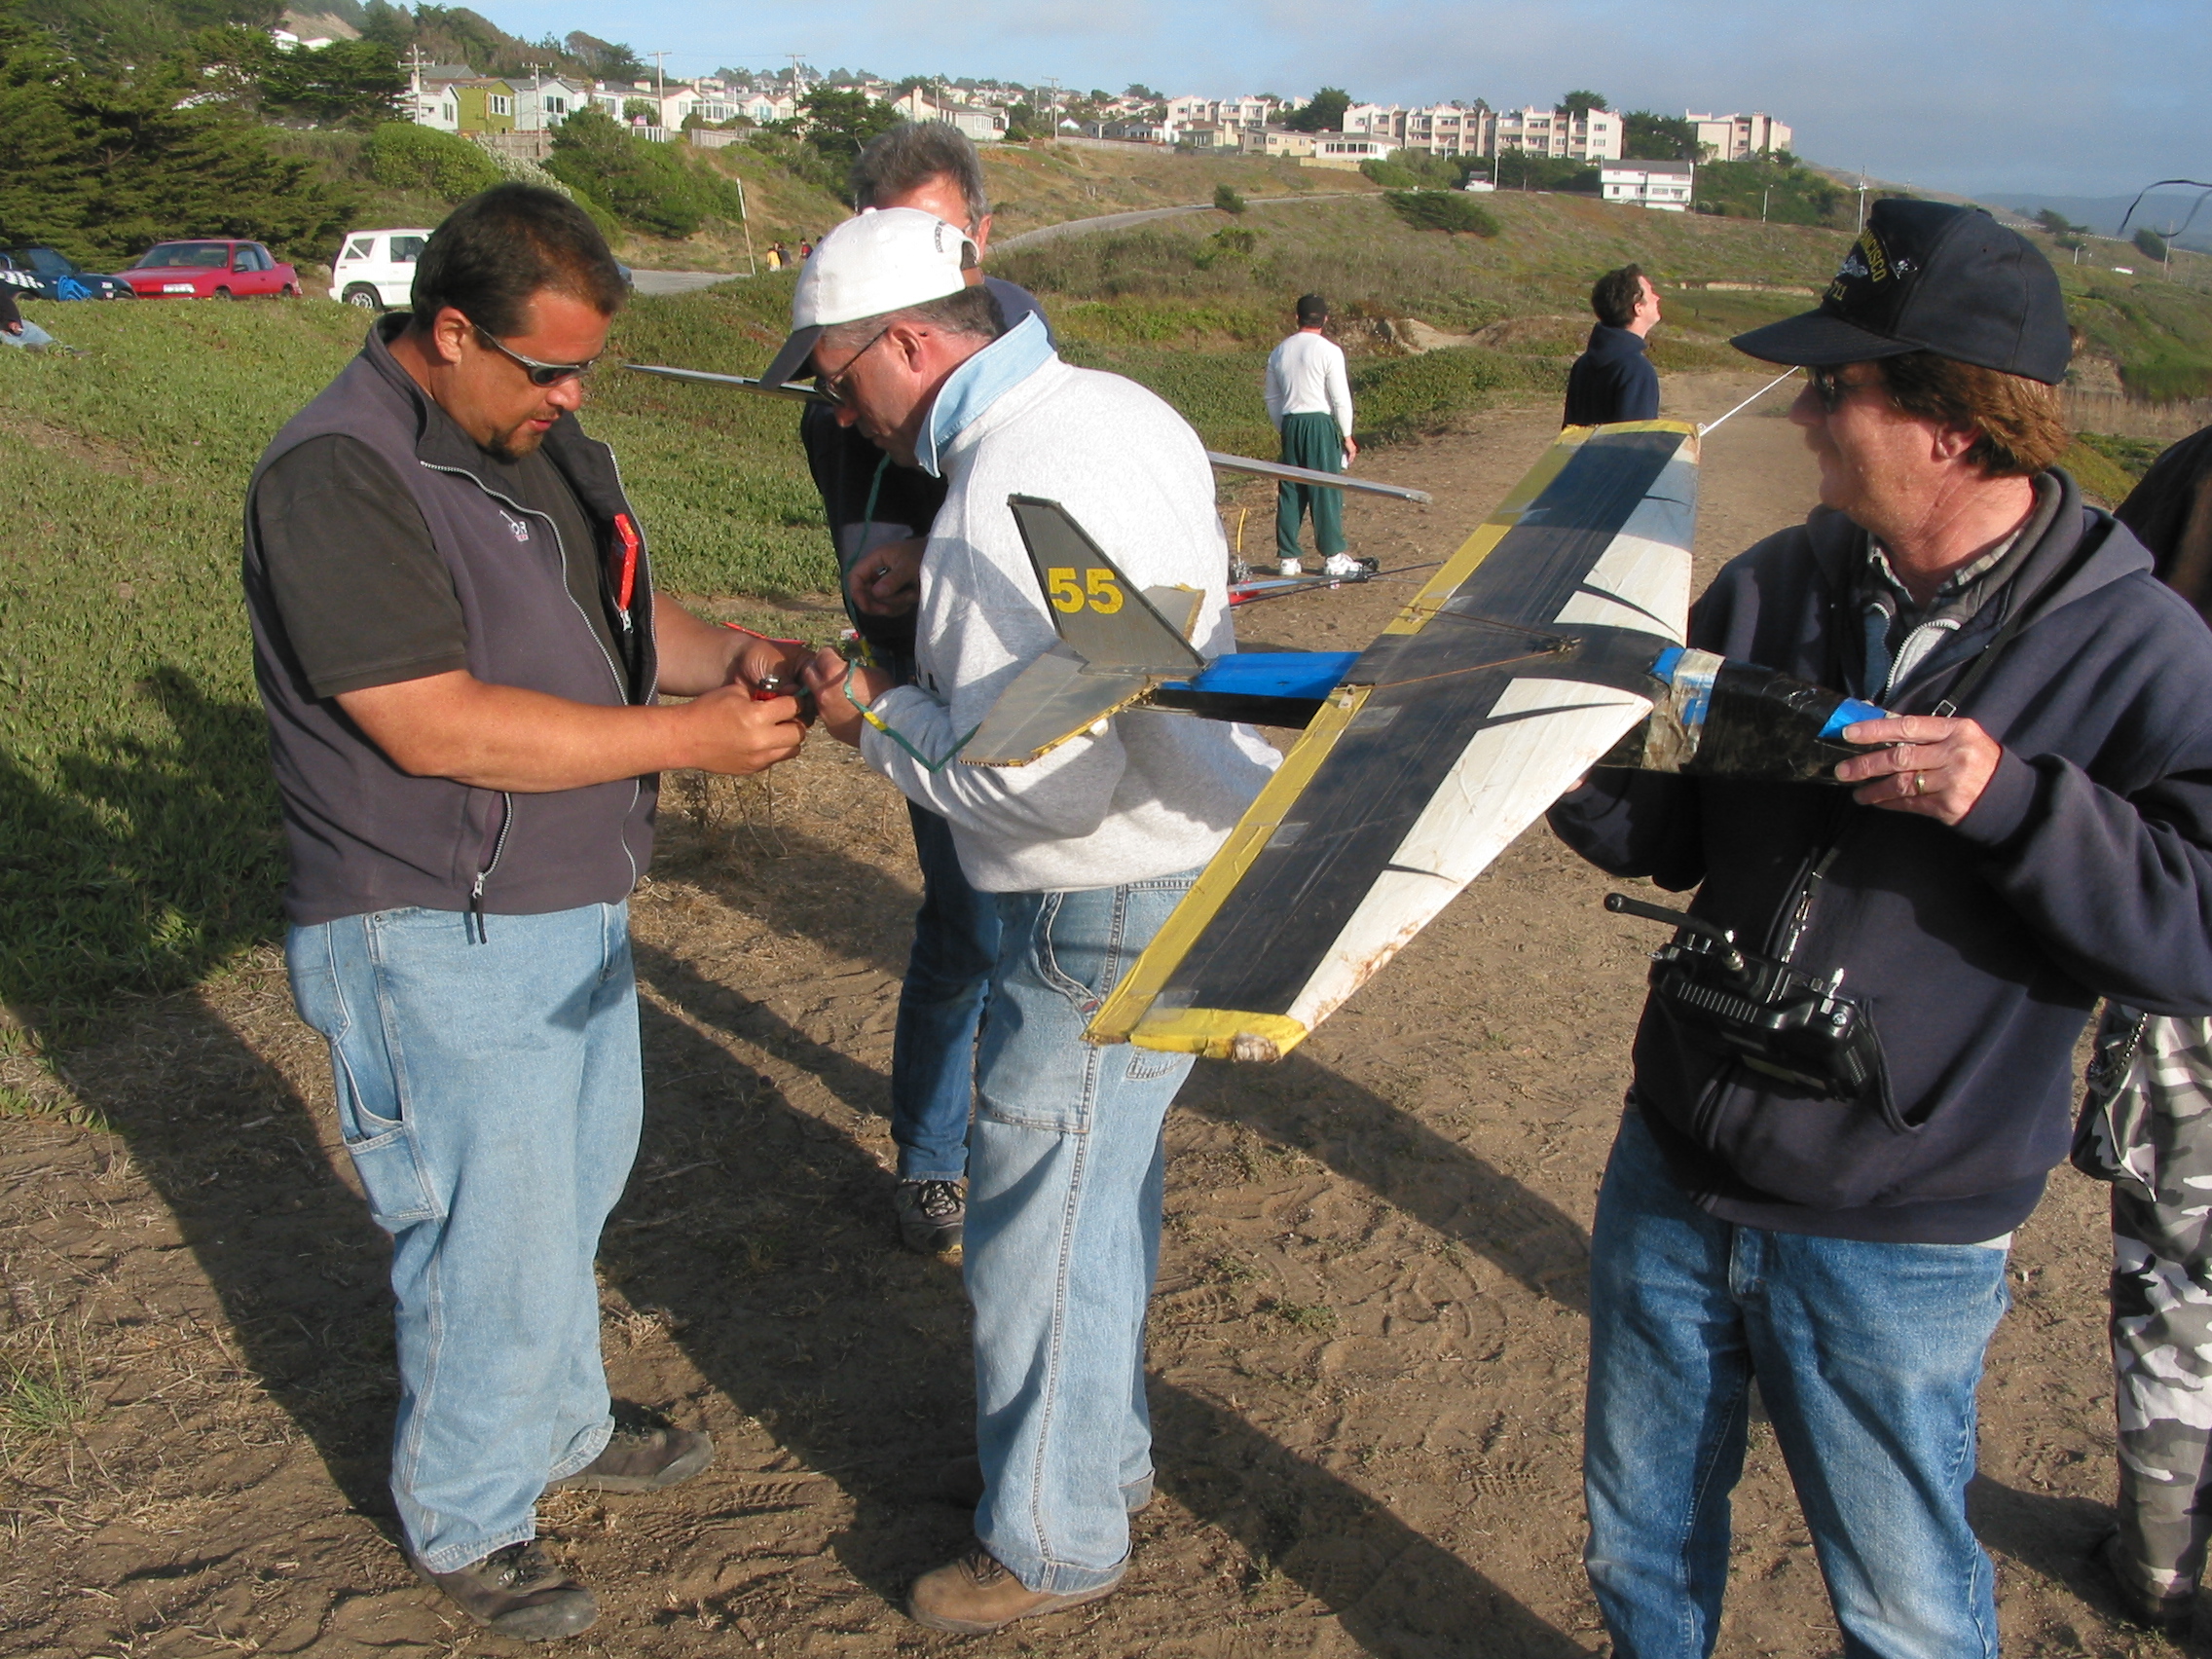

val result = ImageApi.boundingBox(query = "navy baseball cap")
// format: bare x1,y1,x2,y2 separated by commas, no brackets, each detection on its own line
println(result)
1732,200,2071,384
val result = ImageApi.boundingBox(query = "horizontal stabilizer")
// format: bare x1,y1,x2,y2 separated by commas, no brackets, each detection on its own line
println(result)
962,647,1159,767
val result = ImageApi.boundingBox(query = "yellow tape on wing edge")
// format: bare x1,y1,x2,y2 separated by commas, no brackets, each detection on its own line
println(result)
1085,422,1697,1056
1087,682,1374,1051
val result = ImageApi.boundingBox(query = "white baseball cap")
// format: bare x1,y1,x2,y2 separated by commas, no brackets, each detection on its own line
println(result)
759,207,978,390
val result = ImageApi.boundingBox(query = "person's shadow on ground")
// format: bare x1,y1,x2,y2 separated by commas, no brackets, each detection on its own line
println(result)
4,672,1596,1653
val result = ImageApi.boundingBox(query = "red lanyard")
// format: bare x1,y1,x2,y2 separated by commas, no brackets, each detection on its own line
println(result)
610,513,641,613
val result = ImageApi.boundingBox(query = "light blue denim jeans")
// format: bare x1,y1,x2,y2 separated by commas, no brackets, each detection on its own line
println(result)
1,318,55,350
966,869,1201,1594
1584,1109,2010,1659
286,903,643,1573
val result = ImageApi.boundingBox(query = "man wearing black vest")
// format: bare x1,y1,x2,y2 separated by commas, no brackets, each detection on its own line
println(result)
241,186,810,1641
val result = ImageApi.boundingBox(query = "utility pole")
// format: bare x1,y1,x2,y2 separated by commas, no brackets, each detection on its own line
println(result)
1855,168,1869,232
1761,184,1771,223
650,49,668,130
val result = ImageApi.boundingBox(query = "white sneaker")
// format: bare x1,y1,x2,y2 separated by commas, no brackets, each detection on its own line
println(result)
1322,553,1366,577
1278,558,1304,576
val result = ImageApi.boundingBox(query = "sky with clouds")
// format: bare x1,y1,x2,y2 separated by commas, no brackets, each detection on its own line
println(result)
494,0,2207,201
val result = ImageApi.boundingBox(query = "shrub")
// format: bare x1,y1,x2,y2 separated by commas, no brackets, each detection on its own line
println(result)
1194,225,1257,269
1383,191,1499,237
1360,153,1462,192
364,121,500,201
548,109,746,237
2136,227,2170,263
1213,182,1246,215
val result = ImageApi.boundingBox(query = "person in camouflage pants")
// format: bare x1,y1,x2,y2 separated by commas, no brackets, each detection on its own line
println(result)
2078,1005,2212,1632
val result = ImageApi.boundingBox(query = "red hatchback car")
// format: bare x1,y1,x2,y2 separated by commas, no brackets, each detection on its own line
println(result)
112,240,300,299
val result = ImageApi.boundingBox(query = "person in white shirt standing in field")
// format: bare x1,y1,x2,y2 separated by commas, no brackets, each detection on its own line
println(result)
1264,292,1364,577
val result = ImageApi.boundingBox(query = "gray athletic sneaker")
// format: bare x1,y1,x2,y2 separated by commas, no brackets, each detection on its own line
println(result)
893,1178,966,1254
414,1540,597,1641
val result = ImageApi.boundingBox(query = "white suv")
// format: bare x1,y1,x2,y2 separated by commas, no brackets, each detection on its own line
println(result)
329,229,432,311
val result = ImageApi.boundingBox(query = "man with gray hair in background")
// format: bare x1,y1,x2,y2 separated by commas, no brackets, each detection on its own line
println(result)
794,122,1051,1257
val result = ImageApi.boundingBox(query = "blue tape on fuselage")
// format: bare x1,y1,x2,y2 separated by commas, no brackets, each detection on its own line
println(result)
1819,698,1889,740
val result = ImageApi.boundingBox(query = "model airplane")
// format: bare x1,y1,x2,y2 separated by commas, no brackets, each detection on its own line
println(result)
968,420,1885,1062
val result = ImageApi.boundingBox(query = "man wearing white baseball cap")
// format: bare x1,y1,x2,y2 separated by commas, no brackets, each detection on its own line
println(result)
785,207,1280,1633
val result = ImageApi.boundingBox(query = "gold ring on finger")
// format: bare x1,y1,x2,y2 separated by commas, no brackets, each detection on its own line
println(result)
1913,771,1927,796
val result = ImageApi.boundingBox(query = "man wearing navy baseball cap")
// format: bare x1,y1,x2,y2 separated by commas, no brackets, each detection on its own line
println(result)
1550,199,2212,1653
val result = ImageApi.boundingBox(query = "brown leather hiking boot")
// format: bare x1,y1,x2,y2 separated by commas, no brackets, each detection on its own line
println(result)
414,1540,597,1641
546,1418,714,1494
906,1545,1124,1634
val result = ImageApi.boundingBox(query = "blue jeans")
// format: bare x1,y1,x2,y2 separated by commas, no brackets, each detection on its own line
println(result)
286,903,643,1573
1585,1110,2010,1659
1,319,55,350
890,802,1000,1180
966,870,1200,1593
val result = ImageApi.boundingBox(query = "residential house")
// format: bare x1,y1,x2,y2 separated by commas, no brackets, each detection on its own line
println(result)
1305,134,1395,170
1175,123,1239,152
1602,160,1694,210
940,104,1007,142
1686,111,1791,161
451,78,518,135
511,73,588,131
1240,126,1314,159
404,62,475,131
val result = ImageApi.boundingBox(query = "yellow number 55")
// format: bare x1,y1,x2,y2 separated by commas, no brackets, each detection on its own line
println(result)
1046,567,1125,614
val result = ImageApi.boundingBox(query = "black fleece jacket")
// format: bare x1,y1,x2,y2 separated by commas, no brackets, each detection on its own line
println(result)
1549,472,2212,1242
1563,324,1660,426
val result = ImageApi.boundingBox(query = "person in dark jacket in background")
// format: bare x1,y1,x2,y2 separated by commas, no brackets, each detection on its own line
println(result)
1562,263,1661,426
1549,201,2212,1657
794,121,1049,1255
2119,422,2212,625
243,186,810,1641
0,278,57,350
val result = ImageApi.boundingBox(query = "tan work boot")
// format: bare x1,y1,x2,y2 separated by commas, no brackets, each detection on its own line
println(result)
907,1544,1124,1634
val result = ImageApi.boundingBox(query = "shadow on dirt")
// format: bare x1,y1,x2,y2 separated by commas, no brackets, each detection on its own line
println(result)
659,821,1593,1313
5,681,1591,1651
630,935,1596,1657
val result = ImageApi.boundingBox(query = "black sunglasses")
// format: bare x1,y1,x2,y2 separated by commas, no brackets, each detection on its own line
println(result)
813,326,892,408
1807,365,1885,414
471,323,601,387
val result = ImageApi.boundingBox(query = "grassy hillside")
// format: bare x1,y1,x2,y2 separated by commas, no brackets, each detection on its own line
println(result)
9,186,2212,1026
978,144,1377,240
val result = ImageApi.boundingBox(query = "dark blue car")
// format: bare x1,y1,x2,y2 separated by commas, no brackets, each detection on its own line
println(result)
1,247,132,301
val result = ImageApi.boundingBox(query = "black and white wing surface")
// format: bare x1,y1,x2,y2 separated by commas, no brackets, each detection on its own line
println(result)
1088,421,1701,1060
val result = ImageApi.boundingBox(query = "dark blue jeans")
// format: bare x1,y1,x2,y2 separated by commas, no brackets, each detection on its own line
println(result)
890,801,1001,1180
1585,1109,2009,1659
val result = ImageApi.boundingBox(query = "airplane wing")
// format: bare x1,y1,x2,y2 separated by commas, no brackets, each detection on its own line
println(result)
1088,421,1702,1061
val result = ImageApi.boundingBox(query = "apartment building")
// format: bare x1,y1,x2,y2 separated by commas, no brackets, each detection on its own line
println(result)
1492,104,1622,161
1165,93,1286,131
1343,102,1485,157
1687,111,1791,161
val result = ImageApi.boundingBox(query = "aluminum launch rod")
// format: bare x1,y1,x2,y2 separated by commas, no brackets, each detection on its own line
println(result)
1697,368,1802,437
1202,451,1432,502
624,362,1433,500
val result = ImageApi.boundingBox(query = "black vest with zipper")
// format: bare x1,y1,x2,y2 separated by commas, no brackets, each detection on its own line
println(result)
241,316,659,926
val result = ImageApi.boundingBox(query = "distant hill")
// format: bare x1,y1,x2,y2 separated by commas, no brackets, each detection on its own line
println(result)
1980,191,2212,254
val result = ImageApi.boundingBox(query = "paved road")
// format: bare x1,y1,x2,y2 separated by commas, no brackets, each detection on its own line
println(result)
994,192,1368,252
628,268,751,296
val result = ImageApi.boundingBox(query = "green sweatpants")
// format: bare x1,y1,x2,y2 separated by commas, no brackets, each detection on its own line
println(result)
1275,411,1346,560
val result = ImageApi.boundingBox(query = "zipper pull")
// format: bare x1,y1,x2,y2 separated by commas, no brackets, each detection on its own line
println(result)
469,871,488,943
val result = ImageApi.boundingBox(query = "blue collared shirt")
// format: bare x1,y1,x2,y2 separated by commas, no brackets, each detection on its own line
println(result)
914,312,1056,479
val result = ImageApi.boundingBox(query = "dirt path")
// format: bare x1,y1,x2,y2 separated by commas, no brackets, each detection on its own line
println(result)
0,373,2137,1658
